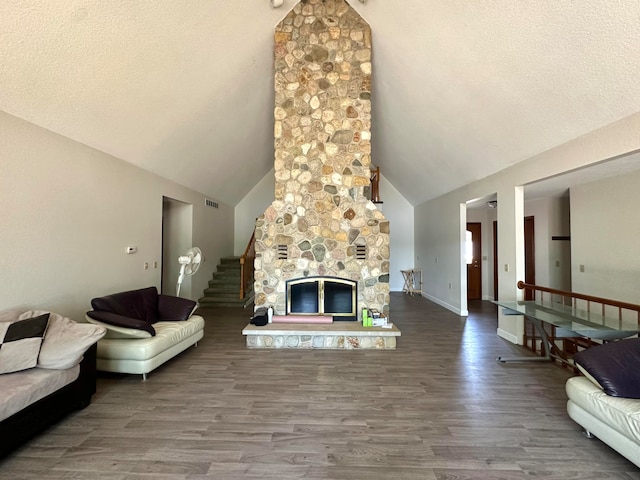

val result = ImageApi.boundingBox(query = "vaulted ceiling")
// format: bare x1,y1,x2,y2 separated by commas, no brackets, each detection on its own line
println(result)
2,1,640,206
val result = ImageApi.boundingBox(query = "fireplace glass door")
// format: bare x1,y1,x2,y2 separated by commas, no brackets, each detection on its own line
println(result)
286,277,356,319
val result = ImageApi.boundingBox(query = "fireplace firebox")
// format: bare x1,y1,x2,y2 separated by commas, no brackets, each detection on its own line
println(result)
286,277,357,321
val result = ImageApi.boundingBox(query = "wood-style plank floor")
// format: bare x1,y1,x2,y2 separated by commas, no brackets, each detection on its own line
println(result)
1,293,638,479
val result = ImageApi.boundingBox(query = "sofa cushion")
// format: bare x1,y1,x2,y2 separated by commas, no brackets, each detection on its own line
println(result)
0,314,50,374
0,364,80,422
574,338,640,399
91,287,159,324
18,311,106,369
95,316,205,361
86,311,155,336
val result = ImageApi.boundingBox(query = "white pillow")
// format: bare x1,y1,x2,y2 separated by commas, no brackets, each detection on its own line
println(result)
0,308,25,323
18,310,106,369
0,314,49,374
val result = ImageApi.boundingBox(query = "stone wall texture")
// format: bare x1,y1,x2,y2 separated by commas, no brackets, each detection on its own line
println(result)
254,0,389,317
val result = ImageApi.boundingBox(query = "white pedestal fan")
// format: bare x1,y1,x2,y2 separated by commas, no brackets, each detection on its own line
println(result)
176,247,202,297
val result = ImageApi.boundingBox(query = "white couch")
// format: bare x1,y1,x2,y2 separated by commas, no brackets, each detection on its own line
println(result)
566,338,640,468
85,287,204,380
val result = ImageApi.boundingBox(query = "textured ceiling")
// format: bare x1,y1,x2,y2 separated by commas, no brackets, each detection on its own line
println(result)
2,1,640,206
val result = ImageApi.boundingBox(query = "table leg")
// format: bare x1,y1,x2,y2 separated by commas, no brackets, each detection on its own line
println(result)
496,317,559,363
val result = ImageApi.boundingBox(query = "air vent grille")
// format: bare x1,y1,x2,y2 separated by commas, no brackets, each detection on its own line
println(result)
277,245,288,260
356,245,367,260
205,198,219,208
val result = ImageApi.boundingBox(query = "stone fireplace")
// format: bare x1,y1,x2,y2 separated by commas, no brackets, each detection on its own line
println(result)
254,0,389,323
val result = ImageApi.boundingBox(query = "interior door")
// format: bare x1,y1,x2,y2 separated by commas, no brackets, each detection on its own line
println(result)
524,216,536,300
466,222,482,300
493,221,498,300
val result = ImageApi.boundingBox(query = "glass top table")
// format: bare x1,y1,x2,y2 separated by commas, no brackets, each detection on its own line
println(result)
493,300,640,363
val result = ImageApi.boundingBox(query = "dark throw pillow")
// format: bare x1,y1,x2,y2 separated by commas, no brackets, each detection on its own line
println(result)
574,338,640,399
0,313,50,374
91,286,159,324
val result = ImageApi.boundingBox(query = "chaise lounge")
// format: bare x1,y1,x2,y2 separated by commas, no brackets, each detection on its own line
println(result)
85,287,205,380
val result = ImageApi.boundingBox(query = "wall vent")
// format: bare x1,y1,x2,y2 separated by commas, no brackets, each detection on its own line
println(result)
277,245,289,260
205,198,219,209
356,245,367,260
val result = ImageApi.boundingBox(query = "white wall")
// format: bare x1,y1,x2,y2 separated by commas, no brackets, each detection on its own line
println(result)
234,171,415,292
524,198,551,288
379,175,414,291
234,169,274,256
0,111,234,320
548,196,572,292
415,112,640,341
570,169,640,305
523,196,572,292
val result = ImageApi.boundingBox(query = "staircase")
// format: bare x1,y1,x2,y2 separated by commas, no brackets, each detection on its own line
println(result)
198,257,254,308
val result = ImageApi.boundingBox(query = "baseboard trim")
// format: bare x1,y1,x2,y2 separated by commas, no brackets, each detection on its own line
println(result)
422,292,468,317
497,328,519,344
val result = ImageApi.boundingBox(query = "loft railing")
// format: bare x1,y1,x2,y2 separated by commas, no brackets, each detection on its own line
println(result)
517,281,640,369
239,228,256,300
517,281,640,326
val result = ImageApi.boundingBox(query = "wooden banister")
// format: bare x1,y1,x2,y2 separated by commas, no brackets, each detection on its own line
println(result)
239,229,256,300
517,281,640,323
370,166,381,203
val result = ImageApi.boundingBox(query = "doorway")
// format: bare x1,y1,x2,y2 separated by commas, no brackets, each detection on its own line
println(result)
492,216,536,300
466,222,482,300
161,197,193,297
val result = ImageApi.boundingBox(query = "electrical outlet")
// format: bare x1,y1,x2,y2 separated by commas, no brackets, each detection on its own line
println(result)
579,264,585,273
144,262,149,270
556,260,560,267
154,261,158,269
504,264,509,272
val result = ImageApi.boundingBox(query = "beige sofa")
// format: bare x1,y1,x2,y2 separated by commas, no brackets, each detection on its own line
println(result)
85,287,204,380
0,309,106,457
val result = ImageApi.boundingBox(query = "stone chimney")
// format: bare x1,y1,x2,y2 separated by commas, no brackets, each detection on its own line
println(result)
254,0,389,318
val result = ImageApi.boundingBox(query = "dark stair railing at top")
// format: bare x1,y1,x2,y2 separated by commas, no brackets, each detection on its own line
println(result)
239,228,256,300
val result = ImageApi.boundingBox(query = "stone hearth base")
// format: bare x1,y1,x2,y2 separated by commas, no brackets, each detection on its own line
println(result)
242,322,400,349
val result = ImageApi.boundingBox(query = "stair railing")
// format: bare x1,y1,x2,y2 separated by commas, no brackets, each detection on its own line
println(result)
239,228,256,299
370,166,382,203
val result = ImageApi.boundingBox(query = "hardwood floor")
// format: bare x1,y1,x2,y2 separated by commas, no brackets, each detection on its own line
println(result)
1,293,638,479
